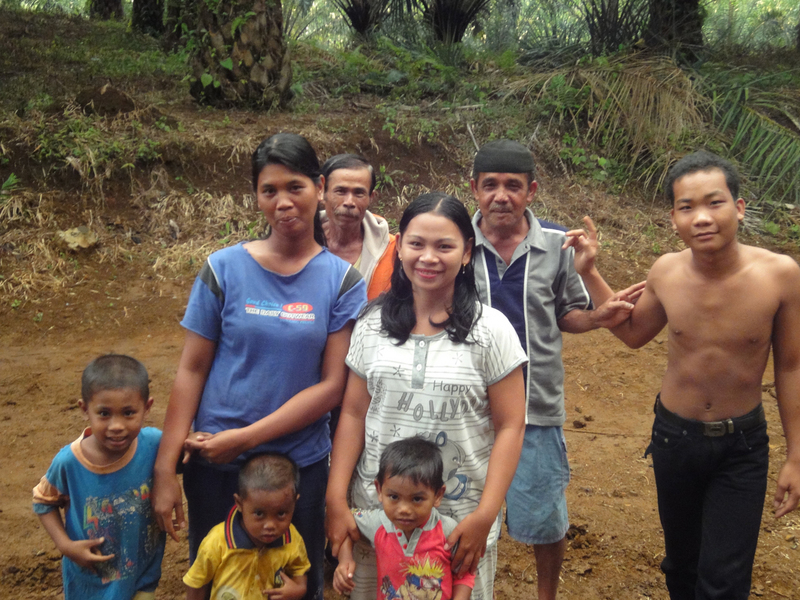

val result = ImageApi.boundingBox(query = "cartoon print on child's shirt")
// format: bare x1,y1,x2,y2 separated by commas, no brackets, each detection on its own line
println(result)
82,482,158,583
381,555,445,600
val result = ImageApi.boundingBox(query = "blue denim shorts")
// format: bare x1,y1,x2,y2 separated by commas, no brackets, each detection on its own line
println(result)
505,425,570,545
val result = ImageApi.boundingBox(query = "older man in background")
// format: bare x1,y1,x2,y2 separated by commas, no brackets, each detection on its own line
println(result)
321,154,395,300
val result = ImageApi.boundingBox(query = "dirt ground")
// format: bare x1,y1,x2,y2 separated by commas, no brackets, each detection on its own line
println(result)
1,219,799,600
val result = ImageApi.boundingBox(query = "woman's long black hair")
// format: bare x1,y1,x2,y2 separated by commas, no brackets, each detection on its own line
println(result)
251,133,326,247
377,192,481,345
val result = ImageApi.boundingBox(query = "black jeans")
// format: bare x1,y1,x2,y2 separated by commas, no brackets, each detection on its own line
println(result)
647,403,769,600
184,456,329,600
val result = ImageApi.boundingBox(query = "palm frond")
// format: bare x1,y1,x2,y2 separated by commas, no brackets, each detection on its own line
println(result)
504,54,705,188
707,84,800,207
331,0,391,37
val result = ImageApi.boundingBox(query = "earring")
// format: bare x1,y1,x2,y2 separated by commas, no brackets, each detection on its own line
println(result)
461,264,466,274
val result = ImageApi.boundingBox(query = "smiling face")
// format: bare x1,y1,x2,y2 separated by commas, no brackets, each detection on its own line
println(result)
323,167,374,230
376,474,445,538
256,162,323,241
670,168,745,253
471,172,537,233
397,212,472,300
79,388,152,464
235,485,298,548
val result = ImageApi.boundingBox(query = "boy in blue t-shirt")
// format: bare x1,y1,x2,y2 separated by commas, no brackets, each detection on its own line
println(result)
33,354,165,600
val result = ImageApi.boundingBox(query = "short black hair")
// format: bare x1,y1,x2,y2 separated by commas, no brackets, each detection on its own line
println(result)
665,150,740,204
81,354,149,404
238,452,300,499
471,139,536,184
377,437,444,491
321,153,376,194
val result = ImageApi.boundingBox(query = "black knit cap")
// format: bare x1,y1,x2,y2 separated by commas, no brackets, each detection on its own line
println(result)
473,140,535,175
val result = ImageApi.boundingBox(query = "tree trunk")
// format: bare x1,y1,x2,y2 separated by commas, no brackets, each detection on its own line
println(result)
132,0,165,35
796,14,799,52
162,0,199,51
87,0,124,20
161,0,186,51
645,0,704,62
189,0,292,108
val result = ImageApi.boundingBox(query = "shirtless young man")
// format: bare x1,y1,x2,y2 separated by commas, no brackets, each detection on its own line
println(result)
608,150,800,600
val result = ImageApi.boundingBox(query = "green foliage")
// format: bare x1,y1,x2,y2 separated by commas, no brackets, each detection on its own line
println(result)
1,173,20,194
375,164,402,192
292,38,465,100
379,104,445,145
763,220,781,236
559,135,617,181
704,0,800,53
506,55,704,189
0,11,188,111
702,65,800,208
13,106,164,191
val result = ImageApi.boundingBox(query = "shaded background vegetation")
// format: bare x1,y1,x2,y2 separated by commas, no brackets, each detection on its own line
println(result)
0,0,799,299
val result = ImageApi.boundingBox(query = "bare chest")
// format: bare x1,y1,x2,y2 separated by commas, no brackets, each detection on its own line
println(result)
659,271,779,348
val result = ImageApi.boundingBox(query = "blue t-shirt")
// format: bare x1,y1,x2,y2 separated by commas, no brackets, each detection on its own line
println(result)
181,243,366,468
32,427,165,600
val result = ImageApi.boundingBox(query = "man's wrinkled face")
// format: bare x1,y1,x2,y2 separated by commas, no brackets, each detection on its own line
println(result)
470,172,537,232
323,167,374,229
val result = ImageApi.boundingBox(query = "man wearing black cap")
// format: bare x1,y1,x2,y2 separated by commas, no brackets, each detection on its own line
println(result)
470,140,637,600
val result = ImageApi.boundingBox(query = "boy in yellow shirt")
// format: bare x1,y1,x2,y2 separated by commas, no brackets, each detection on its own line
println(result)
184,453,310,600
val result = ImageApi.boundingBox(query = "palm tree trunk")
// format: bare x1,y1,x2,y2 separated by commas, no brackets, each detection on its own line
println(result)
87,0,124,20
132,0,165,35
189,0,291,108
645,0,703,62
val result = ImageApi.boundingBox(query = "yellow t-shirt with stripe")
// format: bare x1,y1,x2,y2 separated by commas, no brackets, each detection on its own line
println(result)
184,507,310,600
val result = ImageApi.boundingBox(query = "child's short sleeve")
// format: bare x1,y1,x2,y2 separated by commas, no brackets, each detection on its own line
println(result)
32,446,72,514
352,507,384,546
283,528,311,578
183,528,225,589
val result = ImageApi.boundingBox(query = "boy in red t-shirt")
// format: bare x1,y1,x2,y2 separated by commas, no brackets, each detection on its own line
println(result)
334,437,474,600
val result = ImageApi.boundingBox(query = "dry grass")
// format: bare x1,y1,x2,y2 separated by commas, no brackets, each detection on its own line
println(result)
504,54,707,190
0,184,263,299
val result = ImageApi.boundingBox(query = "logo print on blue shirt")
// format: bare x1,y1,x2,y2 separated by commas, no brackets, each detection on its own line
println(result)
244,301,316,321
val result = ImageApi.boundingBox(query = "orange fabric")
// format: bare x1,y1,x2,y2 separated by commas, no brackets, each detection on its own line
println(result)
366,234,396,300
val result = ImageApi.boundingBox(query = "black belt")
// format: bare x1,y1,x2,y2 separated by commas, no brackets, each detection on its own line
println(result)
655,396,765,437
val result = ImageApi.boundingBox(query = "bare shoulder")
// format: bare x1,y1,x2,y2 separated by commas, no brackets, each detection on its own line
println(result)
648,249,689,280
743,245,800,283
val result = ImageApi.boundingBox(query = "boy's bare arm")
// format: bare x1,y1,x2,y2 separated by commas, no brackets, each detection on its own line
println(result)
557,281,644,333
185,583,209,600
38,510,115,569
771,257,800,518
609,258,670,348
560,216,645,333
452,583,473,600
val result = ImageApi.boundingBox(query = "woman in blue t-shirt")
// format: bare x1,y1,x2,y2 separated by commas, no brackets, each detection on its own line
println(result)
152,133,367,600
